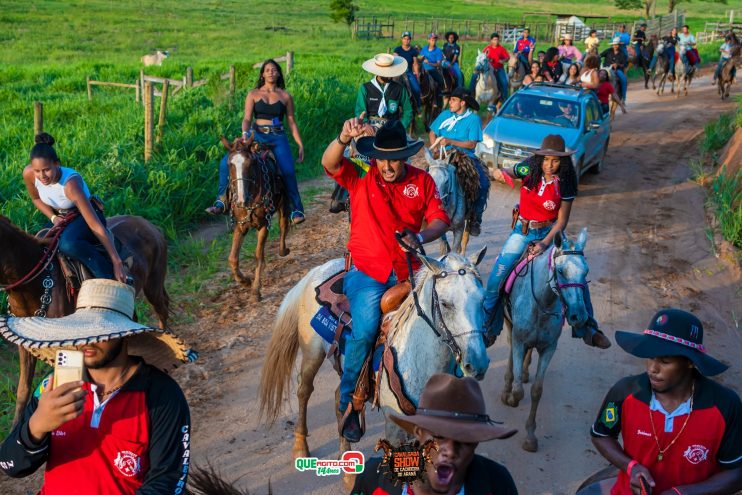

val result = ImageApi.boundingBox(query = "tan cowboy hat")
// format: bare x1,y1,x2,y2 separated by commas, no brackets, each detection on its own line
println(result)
533,134,575,157
0,279,197,372
561,33,574,41
362,53,408,78
390,374,517,443
611,36,622,45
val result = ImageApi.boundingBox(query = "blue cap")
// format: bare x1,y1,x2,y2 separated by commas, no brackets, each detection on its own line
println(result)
402,31,412,38
429,32,438,39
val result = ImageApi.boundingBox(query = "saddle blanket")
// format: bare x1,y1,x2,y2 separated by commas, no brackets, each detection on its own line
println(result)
310,306,383,371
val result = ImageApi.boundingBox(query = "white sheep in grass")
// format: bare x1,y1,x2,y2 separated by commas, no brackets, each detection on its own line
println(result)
141,50,169,66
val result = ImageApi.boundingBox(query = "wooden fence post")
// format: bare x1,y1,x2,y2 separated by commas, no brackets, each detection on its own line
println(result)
286,51,294,74
186,67,193,88
143,82,153,162
156,80,169,144
229,65,236,97
140,70,145,107
135,79,141,103
33,102,43,135
87,77,92,101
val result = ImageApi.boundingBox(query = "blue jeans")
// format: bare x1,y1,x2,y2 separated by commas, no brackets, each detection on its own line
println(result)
58,208,113,279
216,130,304,215
649,47,675,72
472,157,490,225
451,62,464,88
339,269,397,412
405,72,422,107
484,221,596,336
469,69,509,103
615,69,627,101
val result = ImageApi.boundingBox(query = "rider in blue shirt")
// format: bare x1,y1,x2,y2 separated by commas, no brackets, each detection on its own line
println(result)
514,28,536,68
429,88,490,237
394,32,422,108
420,33,446,108
613,24,631,59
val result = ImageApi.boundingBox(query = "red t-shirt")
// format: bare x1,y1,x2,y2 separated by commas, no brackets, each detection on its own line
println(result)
483,45,509,70
592,373,742,495
517,176,572,222
597,81,615,104
327,159,449,282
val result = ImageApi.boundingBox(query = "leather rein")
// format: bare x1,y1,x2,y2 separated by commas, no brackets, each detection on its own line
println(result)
521,246,587,317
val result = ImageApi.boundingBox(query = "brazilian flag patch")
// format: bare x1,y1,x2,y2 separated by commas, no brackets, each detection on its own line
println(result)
600,401,618,428
33,374,53,399
515,163,531,178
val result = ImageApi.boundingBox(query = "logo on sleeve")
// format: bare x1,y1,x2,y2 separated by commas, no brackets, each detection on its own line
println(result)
683,444,709,465
600,402,618,428
113,451,141,477
388,100,399,114
403,184,419,198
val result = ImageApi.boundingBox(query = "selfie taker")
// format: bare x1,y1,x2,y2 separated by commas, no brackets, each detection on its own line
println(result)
0,279,196,494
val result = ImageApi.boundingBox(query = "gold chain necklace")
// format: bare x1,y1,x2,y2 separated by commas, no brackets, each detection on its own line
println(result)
95,362,135,400
649,381,694,462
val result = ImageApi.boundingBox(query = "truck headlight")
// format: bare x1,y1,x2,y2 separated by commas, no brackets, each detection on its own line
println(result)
482,135,495,150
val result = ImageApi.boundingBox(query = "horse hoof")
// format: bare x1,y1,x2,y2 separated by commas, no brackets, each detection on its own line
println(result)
293,445,310,460
505,395,520,408
251,291,262,302
342,473,357,492
279,248,290,257
522,437,539,452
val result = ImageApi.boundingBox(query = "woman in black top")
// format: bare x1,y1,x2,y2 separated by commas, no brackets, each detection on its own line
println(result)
540,47,563,82
207,59,306,224
443,31,463,87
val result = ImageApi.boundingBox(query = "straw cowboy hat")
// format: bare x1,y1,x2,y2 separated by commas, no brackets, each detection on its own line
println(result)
362,53,408,78
0,279,197,371
390,373,517,443
615,309,728,376
533,134,574,157
611,36,623,45
355,119,424,160
561,33,574,41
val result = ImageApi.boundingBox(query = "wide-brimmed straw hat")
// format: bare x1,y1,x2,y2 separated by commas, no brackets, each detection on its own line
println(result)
561,33,574,41
533,134,574,157
615,309,728,376
390,374,517,443
355,120,424,160
0,279,197,372
450,87,480,111
362,53,408,78
611,36,622,45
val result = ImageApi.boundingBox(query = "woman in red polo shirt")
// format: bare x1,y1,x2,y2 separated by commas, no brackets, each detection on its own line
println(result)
484,134,611,348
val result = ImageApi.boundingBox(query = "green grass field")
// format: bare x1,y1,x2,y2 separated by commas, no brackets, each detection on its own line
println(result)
0,0,737,436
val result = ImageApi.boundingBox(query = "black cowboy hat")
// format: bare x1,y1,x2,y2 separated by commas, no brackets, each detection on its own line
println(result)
615,309,728,376
450,87,480,111
533,134,574,157
444,31,459,42
390,374,517,443
355,120,424,160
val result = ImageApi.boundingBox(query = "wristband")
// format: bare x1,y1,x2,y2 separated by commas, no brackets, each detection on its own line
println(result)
51,215,58,224
626,460,639,477
337,135,352,147
416,233,424,244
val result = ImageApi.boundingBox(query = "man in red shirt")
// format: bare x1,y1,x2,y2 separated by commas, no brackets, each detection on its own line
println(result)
479,33,510,101
591,309,742,495
321,118,450,443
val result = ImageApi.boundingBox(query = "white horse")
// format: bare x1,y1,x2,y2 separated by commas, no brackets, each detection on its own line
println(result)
672,53,695,97
258,249,490,460
473,50,501,111
425,146,469,255
141,50,169,66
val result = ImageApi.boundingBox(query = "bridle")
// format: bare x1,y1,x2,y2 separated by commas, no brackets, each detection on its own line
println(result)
521,246,588,317
397,235,484,366
228,149,276,228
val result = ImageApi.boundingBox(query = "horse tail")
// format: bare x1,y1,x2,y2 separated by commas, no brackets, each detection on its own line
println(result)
185,462,269,495
454,153,481,210
258,270,308,425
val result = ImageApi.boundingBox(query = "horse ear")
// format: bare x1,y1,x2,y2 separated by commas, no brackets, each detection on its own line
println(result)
424,147,435,168
469,246,487,267
575,227,588,251
220,135,232,151
553,230,564,250
418,254,445,274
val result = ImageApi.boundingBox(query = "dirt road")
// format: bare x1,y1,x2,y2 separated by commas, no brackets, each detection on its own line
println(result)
2,72,740,495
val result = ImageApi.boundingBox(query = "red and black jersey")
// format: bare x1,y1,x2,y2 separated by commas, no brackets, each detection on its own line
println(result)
0,358,190,495
591,373,742,494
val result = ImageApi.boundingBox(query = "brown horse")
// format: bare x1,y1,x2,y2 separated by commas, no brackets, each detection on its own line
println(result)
220,136,290,300
0,214,170,426
419,70,442,132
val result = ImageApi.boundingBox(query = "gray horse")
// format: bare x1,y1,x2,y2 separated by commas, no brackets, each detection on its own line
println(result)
499,228,591,452
425,147,468,254
652,40,672,95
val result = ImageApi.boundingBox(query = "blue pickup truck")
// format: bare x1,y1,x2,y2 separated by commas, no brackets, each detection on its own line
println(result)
475,82,611,180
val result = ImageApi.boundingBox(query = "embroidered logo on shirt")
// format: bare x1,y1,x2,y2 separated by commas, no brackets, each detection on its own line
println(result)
601,402,618,428
114,450,142,477
543,200,557,211
389,100,398,113
403,184,419,198
683,444,709,465
636,429,652,437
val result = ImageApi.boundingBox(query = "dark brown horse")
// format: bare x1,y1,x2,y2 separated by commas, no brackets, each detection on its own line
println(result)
0,214,170,425
419,70,443,132
220,136,290,300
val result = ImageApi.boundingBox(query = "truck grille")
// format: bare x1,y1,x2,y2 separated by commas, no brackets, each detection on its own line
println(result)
500,144,533,161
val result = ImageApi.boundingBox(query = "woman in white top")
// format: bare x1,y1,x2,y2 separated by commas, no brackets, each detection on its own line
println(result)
579,54,600,90
22,133,126,282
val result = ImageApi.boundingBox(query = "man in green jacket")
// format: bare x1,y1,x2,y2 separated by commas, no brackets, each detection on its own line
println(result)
356,53,413,130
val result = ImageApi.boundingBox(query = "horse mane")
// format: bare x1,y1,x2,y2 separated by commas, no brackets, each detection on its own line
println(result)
0,216,51,249
452,153,481,212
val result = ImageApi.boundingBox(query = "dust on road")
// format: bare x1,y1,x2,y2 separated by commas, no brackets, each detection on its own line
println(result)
2,72,739,495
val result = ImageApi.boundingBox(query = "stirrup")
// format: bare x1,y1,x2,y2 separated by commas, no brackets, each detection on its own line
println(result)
290,211,305,225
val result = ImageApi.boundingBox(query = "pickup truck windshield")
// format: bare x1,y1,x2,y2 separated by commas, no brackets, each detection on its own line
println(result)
500,94,581,129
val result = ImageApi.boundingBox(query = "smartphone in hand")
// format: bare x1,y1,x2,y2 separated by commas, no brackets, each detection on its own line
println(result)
53,350,84,389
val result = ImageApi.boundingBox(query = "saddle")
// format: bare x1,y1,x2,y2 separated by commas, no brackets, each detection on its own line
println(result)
313,261,417,425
